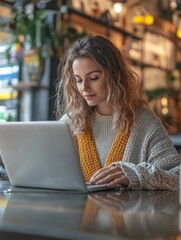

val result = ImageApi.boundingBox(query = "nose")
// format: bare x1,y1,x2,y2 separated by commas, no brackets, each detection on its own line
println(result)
82,79,90,91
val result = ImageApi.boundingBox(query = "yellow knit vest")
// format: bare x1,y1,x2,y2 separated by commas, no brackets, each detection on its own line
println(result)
77,128,129,182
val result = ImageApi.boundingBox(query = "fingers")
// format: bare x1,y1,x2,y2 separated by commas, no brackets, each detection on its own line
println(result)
90,165,117,183
90,167,108,180
89,165,129,187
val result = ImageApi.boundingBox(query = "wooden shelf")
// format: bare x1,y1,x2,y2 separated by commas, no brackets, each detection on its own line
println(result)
60,6,142,41
9,82,49,91
60,7,175,73
130,59,172,72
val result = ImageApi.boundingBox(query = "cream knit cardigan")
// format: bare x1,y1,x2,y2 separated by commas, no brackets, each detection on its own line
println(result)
61,108,181,190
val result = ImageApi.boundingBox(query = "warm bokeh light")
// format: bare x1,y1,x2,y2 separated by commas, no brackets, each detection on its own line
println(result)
176,27,181,39
161,97,168,106
162,107,169,115
170,0,177,10
113,3,123,14
132,14,154,25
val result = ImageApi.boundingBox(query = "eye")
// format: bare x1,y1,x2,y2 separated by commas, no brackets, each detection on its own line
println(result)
90,76,99,81
76,79,82,83
74,77,82,83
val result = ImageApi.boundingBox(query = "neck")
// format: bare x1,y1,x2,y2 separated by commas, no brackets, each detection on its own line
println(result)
96,106,113,116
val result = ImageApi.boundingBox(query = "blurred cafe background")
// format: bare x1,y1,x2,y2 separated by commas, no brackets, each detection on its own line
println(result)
0,0,181,136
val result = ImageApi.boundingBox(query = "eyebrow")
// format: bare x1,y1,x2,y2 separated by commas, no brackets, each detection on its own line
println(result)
74,70,101,77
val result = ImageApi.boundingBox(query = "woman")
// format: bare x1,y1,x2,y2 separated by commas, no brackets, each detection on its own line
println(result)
56,35,181,190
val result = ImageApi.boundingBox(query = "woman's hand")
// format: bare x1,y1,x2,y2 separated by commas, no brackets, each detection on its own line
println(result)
89,165,129,188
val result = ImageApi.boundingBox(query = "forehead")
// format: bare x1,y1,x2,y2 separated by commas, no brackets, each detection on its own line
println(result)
72,57,101,75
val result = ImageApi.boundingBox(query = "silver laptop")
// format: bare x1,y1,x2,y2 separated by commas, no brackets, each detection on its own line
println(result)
0,121,112,192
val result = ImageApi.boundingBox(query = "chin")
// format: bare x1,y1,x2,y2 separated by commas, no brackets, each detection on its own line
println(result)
85,100,96,106
87,102,97,107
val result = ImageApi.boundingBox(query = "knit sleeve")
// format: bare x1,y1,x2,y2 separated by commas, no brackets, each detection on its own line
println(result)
110,161,139,189
119,109,181,190
121,161,180,190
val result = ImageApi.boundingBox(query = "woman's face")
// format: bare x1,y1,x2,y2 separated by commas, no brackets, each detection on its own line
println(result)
72,57,112,115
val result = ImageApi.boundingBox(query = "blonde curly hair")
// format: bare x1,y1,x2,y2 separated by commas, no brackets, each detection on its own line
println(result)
56,35,146,134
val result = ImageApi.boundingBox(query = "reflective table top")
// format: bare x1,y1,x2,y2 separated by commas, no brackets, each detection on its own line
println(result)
0,189,180,240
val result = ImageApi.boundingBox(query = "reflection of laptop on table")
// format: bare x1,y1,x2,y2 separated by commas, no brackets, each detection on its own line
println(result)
1,192,88,239
0,121,116,192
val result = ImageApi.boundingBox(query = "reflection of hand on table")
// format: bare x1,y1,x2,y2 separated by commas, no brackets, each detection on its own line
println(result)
81,192,129,233
88,191,130,211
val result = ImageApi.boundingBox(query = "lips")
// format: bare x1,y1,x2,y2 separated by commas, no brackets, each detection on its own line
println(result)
84,94,96,100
